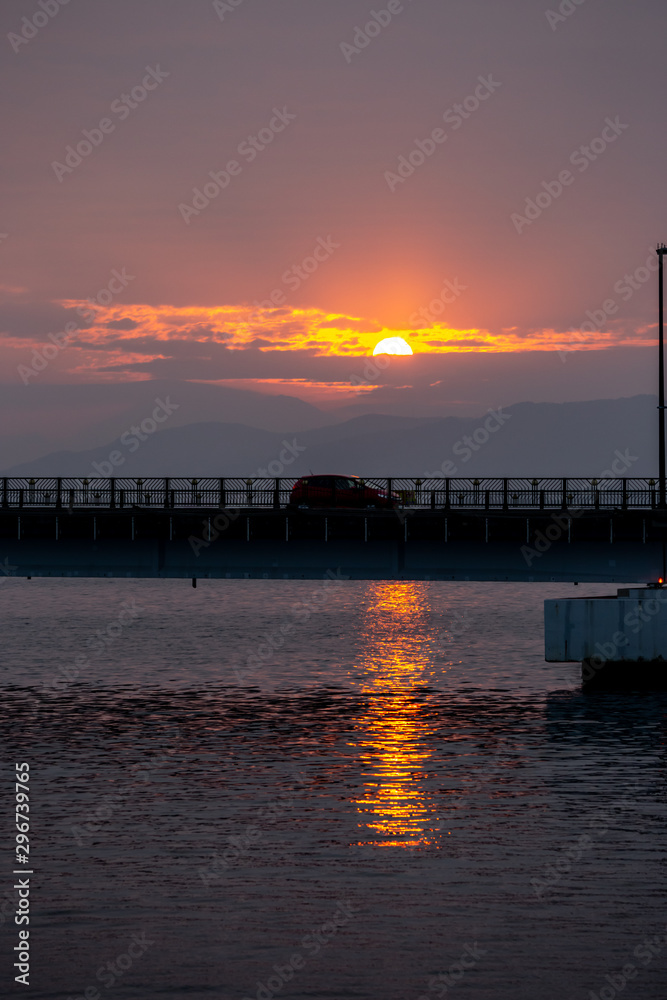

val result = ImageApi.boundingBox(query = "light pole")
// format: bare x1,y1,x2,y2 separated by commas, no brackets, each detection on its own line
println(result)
659,244,667,507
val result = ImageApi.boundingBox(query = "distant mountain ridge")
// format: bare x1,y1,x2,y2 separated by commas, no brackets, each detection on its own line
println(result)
2,395,658,478
0,379,332,471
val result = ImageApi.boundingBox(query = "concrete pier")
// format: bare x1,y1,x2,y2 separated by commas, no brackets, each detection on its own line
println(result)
545,586,667,687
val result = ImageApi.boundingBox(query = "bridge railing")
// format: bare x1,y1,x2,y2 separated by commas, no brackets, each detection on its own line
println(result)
0,477,663,510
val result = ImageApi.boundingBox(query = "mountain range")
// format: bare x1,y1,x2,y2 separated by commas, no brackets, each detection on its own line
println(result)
2,394,657,478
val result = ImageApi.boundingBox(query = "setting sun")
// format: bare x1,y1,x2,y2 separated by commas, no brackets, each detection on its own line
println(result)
372,337,413,356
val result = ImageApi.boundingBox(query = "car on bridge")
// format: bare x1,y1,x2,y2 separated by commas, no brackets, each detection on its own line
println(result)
288,475,399,509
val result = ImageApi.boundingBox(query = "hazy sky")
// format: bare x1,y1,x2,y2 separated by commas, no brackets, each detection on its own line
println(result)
1,0,665,423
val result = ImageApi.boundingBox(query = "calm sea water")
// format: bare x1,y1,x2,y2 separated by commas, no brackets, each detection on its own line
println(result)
1,579,666,1000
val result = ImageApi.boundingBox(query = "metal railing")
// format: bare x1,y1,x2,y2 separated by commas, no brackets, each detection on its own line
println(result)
0,477,664,510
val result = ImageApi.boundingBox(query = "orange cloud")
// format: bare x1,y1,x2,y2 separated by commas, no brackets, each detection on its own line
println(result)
5,292,655,387
53,300,654,362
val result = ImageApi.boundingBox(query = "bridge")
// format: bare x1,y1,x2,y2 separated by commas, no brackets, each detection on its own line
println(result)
1,476,665,582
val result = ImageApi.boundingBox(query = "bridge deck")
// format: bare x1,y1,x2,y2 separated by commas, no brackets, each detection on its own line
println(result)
0,507,664,583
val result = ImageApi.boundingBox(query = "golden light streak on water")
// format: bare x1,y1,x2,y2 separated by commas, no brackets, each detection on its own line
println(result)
351,582,442,848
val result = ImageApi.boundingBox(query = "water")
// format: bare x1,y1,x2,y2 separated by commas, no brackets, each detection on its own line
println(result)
1,579,666,999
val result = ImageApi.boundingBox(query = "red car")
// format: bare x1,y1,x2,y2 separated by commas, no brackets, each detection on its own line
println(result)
289,475,399,509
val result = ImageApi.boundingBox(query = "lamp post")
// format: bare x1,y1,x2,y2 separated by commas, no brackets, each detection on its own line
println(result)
658,244,667,507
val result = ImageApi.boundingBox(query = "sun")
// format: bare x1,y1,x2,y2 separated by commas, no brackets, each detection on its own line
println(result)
372,337,413,356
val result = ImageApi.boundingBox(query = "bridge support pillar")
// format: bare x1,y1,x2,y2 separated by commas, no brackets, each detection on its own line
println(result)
545,587,667,688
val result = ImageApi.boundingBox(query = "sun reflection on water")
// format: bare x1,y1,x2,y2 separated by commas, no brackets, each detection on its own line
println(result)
351,582,443,849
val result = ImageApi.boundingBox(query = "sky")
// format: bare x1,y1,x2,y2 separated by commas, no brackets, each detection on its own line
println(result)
1,0,666,445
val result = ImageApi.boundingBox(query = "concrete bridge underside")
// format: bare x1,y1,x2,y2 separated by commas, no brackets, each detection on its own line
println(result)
1,508,665,583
